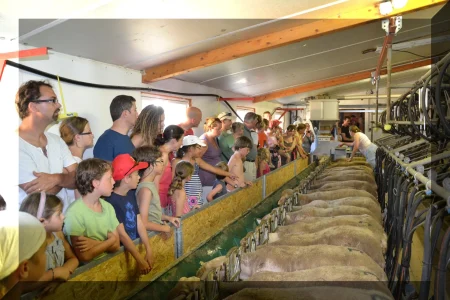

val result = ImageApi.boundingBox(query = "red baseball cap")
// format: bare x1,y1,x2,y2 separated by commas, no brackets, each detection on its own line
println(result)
112,154,149,181
269,119,281,128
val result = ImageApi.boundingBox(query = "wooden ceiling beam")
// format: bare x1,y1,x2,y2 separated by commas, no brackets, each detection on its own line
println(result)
142,0,445,83
252,59,432,103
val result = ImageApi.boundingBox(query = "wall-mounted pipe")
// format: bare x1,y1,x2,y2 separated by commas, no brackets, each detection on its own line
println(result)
337,95,402,100
219,97,254,101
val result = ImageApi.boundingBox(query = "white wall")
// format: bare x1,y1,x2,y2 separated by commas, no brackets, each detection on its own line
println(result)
8,48,281,158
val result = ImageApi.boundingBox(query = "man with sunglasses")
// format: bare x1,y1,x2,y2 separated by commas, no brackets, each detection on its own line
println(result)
16,80,77,210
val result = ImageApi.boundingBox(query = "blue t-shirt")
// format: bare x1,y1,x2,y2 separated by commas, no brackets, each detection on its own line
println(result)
105,190,139,240
93,129,135,162
212,179,227,200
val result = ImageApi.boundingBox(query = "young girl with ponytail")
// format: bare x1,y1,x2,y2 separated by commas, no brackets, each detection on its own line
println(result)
153,125,185,216
171,136,237,207
169,161,196,217
19,192,79,282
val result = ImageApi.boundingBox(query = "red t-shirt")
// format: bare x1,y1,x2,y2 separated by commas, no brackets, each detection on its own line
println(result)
258,131,268,148
179,125,194,136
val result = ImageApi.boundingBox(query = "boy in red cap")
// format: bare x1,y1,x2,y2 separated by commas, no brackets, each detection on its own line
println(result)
105,154,154,275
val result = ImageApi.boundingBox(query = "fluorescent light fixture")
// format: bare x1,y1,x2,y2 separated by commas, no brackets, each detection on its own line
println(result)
235,78,247,84
392,0,408,9
379,1,393,15
375,35,450,53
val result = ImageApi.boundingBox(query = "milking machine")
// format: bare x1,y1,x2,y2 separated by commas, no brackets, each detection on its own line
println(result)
373,51,450,299
375,140,450,299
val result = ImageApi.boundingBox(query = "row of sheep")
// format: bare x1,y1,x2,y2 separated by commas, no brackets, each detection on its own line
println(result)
170,158,392,300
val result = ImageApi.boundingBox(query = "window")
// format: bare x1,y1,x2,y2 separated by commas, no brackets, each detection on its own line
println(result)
235,106,255,123
141,93,190,129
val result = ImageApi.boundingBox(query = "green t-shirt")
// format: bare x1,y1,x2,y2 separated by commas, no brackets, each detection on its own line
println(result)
218,133,234,162
63,198,119,260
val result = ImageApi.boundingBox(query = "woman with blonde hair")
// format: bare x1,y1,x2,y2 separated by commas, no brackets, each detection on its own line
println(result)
131,105,165,147
339,125,378,168
198,117,223,202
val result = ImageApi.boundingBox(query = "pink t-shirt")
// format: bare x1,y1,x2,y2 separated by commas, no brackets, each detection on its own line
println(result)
172,194,191,217
257,161,270,178
159,163,172,208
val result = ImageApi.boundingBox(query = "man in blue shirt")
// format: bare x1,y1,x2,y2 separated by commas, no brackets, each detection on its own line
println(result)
94,95,138,161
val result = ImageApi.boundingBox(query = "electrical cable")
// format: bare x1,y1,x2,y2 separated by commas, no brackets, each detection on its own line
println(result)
4,60,246,122
393,49,450,59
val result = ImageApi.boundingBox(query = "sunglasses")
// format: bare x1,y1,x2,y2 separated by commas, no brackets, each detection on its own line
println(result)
30,98,59,104
79,132,93,135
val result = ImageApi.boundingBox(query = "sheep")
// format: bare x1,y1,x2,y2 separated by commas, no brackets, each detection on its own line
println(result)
167,277,202,300
297,190,377,204
297,197,381,217
286,205,381,224
224,286,394,300
239,245,385,281
308,181,377,197
313,173,376,184
279,214,384,236
267,226,385,267
196,255,227,280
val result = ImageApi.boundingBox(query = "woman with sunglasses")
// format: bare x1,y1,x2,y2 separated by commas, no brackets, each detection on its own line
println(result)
60,116,94,204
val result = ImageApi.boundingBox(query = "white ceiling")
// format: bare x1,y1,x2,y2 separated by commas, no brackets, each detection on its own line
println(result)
9,1,450,104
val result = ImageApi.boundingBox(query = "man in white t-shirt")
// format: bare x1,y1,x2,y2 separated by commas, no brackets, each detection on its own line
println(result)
16,80,77,210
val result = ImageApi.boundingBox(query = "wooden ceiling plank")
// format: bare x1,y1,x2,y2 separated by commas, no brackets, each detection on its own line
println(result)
142,0,445,83
252,59,432,103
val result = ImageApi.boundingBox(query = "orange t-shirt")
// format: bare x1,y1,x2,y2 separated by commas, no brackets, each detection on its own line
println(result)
258,131,268,148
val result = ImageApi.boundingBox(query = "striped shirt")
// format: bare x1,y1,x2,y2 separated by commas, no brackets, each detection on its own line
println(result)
183,161,203,206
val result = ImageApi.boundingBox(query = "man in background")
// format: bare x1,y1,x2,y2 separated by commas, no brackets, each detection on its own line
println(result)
340,116,353,142
242,112,260,181
178,107,202,136
94,95,138,161
218,111,233,136
263,111,272,121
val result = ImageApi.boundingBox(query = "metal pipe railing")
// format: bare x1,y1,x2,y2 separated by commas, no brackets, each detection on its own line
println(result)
383,147,450,206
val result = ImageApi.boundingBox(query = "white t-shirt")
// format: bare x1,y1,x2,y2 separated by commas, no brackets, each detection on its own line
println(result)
19,132,77,211
356,132,372,156
66,156,82,204
250,131,259,146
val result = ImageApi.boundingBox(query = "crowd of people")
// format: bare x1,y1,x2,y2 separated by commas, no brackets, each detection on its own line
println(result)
1,79,350,297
